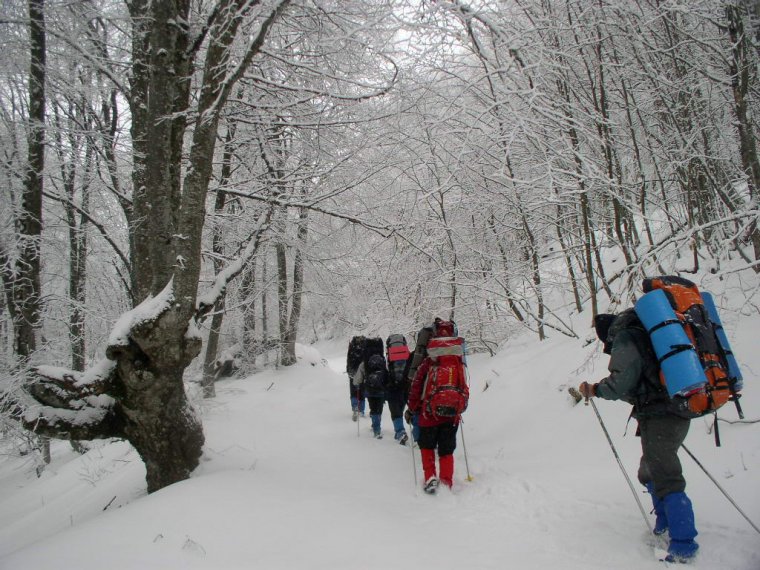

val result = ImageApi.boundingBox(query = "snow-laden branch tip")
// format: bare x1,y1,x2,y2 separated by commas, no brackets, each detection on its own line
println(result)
108,278,176,348
196,209,273,317
35,359,117,390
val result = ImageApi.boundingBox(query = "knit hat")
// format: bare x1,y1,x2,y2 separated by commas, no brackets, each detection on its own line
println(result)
594,313,617,354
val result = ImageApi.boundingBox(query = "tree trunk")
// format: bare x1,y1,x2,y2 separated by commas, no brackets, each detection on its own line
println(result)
97,280,206,493
15,0,46,362
281,201,308,364
20,0,292,493
727,3,760,270
201,124,236,398
241,261,257,361
276,235,293,366
201,300,225,398
21,0,49,465
488,216,525,323
554,203,583,314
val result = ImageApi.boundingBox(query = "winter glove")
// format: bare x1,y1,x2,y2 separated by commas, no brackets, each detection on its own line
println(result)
578,381,597,399
404,408,413,424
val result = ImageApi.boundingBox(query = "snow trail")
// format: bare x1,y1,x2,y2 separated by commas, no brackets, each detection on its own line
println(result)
0,335,758,569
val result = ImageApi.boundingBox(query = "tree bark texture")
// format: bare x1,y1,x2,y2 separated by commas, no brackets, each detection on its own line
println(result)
14,0,46,361
727,4,760,269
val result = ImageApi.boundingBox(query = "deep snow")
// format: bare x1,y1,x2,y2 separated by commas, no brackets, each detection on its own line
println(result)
0,322,758,569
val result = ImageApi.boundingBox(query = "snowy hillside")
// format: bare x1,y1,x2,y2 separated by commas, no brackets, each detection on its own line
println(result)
0,323,758,569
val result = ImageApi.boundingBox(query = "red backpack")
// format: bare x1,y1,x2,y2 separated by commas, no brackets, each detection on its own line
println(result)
386,334,411,390
421,336,469,421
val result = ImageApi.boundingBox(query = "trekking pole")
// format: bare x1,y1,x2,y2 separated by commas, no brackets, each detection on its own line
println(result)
681,444,760,535
406,415,418,486
459,418,473,482
588,399,652,534
356,390,361,438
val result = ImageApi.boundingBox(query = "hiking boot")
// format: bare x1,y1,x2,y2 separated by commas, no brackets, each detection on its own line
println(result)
398,433,409,446
645,483,668,536
423,477,439,495
663,548,698,564
663,492,698,562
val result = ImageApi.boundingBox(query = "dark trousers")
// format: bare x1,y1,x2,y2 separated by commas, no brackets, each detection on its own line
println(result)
418,422,458,456
386,389,406,420
637,414,690,498
367,395,384,416
349,382,364,402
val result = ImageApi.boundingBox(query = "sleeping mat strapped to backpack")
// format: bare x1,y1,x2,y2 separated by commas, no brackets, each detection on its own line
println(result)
634,275,743,422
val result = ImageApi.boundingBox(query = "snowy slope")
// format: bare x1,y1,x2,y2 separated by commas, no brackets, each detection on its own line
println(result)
0,325,758,569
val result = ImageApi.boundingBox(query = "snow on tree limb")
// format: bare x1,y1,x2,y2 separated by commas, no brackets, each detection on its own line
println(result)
107,278,176,351
196,208,274,318
2,359,122,440
35,358,117,391
22,398,119,440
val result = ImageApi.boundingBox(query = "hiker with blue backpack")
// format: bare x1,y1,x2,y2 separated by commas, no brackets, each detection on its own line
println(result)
579,276,747,563
579,309,698,563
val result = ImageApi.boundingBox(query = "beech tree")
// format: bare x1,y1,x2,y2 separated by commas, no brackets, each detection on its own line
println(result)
10,0,294,493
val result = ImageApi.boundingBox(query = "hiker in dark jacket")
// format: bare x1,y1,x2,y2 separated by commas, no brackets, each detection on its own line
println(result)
579,310,698,563
346,336,366,421
353,353,387,439
386,334,411,445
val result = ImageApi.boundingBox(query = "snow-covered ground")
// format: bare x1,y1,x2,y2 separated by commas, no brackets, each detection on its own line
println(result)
1,320,758,569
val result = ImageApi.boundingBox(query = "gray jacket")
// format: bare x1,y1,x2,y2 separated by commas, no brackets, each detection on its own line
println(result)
595,310,669,415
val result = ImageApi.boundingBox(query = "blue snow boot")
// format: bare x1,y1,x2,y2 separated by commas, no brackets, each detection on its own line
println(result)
371,414,382,438
662,492,698,563
393,417,408,444
645,483,668,536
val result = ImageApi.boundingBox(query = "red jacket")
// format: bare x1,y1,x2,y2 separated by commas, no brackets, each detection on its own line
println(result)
407,358,464,427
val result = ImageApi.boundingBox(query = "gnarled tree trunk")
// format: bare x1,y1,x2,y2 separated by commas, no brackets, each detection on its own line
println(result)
17,0,293,493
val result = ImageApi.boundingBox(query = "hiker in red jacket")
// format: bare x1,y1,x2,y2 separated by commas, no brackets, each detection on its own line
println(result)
407,319,468,494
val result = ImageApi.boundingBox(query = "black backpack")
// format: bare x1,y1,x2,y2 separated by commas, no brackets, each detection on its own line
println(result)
346,336,366,376
365,353,388,392
363,337,384,367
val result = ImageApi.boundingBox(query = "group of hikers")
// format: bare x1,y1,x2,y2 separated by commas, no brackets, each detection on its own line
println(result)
346,318,469,495
344,276,750,564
